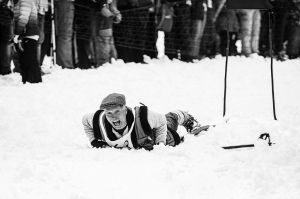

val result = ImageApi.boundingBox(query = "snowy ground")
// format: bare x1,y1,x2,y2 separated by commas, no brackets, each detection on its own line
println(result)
0,55,300,199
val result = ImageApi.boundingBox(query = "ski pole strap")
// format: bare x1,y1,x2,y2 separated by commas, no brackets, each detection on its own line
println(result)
92,110,104,140
167,126,181,146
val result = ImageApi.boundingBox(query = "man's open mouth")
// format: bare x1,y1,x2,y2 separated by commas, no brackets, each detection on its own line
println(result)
112,121,121,126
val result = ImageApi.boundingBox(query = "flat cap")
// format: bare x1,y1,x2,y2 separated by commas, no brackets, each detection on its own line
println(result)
100,93,126,110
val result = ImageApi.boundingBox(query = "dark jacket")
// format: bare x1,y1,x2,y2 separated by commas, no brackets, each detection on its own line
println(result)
216,9,239,32
0,0,15,23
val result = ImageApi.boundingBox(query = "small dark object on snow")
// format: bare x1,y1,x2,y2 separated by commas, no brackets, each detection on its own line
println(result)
258,133,274,146
222,144,255,149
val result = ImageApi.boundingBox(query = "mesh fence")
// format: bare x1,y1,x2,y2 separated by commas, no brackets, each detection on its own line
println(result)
43,0,299,62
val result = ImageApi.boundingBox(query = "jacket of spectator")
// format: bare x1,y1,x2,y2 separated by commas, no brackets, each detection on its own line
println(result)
14,0,39,38
215,0,239,33
37,0,48,15
93,0,120,66
98,0,121,36
0,0,14,11
13,0,42,83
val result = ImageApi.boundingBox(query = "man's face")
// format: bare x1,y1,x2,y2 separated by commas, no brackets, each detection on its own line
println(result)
104,106,127,130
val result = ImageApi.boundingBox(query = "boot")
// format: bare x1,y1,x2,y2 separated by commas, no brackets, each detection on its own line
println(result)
182,112,199,133
182,112,211,135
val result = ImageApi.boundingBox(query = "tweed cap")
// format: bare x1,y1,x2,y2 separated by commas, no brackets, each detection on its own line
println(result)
100,93,126,110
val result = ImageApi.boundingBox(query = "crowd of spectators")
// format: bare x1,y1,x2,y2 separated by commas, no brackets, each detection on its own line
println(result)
163,0,300,61
0,0,300,83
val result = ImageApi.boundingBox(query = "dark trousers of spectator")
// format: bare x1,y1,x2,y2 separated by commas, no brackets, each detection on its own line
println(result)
19,39,42,83
40,10,52,64
114,8,149,63
73,1,93,69
165,4,191,60
200,8,218,58
189,18,206,59
273,4,290,55
287,23,300,59
0,22,13,75
143,11,157,59
14,14,47,74
95,35,117,67
219,31,238,56
75,38,92,69
260,4,290,56
55,0,74,69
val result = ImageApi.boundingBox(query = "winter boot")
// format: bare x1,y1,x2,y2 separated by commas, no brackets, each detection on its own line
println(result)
182,112,198,133
182,112,210,136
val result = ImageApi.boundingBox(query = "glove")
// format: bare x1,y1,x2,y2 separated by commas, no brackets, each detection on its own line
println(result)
113,14,122,24
142,137,154,151
13,35,20,44
13,35,24,52
91,139,108,148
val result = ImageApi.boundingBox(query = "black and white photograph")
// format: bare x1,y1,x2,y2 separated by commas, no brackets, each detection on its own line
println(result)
0,0,300,198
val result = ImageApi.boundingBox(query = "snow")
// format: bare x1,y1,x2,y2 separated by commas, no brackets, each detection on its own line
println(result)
0,55,300,199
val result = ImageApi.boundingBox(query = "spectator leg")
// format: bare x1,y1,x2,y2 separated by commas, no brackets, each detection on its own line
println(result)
0,22,13,75
19,39,42,83
0,40,12,75
55,0,75,69
251,10,261,54
96,35,111,66
239,10,253,56
37,13,45,67
287,24,300,59
189,19,205,58
109,37,117,61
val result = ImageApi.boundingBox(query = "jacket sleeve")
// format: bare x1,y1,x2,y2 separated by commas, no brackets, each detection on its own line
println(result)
147,109,167,145
110,2,122,23
82,113,96,142
101,4,114,17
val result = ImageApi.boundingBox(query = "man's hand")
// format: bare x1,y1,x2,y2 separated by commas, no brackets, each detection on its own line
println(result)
13,35,24,52
143,137,154,151
91,139,108,148
13,35,20,44
113,14,122,24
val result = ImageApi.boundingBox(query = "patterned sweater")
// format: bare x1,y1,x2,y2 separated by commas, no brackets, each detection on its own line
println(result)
14,0,39,37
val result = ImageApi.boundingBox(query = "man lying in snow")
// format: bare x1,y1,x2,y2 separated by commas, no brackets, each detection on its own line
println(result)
82,93,207,150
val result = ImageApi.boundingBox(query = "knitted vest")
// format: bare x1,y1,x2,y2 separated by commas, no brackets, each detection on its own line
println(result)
92,106,154,149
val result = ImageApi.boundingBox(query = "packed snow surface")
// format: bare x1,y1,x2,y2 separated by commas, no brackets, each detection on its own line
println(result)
1,56,300,199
